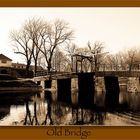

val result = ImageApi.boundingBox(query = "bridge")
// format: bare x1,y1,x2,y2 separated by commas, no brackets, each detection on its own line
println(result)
34,70,140,81
31,70,140,110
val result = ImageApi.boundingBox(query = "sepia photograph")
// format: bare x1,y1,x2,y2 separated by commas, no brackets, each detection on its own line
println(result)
1,7,140,126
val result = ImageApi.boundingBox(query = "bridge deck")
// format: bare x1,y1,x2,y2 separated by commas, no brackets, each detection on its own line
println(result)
96,71,140,77
34,71,140,81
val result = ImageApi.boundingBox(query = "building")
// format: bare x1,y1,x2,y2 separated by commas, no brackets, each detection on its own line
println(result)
12,63,26,69
0,54,43,71
0,54,44,77
0,54,12,67
12,63,44,71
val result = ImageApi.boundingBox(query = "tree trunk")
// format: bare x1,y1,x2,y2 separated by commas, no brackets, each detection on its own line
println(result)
129,65,132,73
47,60,52,73
34,59,37,75
26,60,31,77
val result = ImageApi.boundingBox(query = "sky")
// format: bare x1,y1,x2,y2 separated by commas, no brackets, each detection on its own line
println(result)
1,7,140,63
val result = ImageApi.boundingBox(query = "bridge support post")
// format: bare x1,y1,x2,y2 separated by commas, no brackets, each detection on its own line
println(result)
37,81,41,85
40,80,45,88
104,76,120,110
57,78,71,104
78,73,95,107
45,80,52,88
71,78,78,104
51,80,57,90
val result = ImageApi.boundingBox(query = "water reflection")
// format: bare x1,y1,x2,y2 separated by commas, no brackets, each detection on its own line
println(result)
24,101,32,125
43,91,53,125
71,107,106,125
0,105,10,120
0,89,140,126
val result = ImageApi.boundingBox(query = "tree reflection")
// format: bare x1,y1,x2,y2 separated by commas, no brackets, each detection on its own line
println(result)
24,100,32,125
23,91,106,126
23,92,53,125
0,105,10,121
31,102,39,125
42,91,53,125
89,111,106,125
42,98,53,125
72,106,106,125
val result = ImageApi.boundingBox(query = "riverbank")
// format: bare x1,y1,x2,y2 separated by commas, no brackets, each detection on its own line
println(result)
0,74,42,93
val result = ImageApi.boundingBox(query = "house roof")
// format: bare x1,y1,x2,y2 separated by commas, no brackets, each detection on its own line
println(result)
0,54,12,61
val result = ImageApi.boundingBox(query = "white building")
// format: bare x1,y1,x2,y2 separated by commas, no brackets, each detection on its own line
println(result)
0,54,12,67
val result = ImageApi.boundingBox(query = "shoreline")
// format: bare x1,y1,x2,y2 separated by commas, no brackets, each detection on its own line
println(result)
0,86,42,93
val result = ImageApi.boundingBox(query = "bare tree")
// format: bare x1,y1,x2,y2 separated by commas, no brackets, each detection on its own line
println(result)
87,41,106,72
10,29,34,75
65,42,106,72
105,54,120,71
23,17,47,74
52,49,69,72
125,48,138,72
117,52,126,70
39,19,74,72
11,18,73,74
75,47,91,72
10,17,47,75
65,43,77,56
65,43,78,72
105,48,140,71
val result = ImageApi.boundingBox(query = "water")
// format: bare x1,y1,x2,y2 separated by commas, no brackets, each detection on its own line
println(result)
0,89,140,126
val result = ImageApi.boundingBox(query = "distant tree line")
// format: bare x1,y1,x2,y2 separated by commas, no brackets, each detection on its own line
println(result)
10,17,140,75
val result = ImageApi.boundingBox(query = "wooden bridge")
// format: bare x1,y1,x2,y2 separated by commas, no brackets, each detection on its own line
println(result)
32,70,140,111
34,70,140,80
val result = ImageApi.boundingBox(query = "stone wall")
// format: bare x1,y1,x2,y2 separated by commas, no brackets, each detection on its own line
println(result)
127,77,140,93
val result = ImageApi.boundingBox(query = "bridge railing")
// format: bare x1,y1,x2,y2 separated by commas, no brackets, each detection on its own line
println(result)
34,70,49,77
34,70,140,78
95,71,140,77
34,71,74,77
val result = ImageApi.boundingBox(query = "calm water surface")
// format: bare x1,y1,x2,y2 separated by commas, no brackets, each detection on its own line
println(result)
0,89,140,126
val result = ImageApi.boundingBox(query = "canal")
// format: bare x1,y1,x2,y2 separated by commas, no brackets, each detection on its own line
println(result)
0,87,140,126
